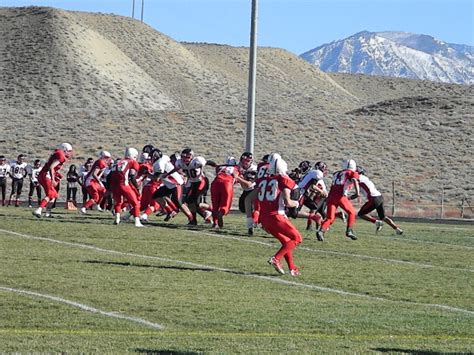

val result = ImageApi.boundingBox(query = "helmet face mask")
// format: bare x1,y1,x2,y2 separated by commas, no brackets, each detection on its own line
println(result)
240,152,253,169
58,143,73,158
315,161,328,176
298,160,311,174
357,166,366,175
181,148,194,164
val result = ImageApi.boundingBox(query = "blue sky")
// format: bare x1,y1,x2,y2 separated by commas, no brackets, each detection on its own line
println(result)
1,0,473,54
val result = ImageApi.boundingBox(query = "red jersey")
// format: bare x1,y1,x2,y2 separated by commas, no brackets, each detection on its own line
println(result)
85,158,108,186
110,158,140,186
255,174,296,216
39,149,66,180
214,165,237,184
328,169,359,198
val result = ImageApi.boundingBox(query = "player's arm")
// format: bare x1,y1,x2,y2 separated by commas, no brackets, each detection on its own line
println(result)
283,187,299,209
49,160,61,186
233,171,254,189
129,169,140,190
349,178,360,200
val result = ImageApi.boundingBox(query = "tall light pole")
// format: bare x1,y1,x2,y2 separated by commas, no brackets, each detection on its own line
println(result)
131,0,135,18
245,0,258,154
140,0,145,22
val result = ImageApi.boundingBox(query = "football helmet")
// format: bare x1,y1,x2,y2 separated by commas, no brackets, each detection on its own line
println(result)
298,160,311,174
240,152,253,169
357,166,366,175
261,154,270,163
150,148,163,163
142,144,154,154
226,156,237,165
314,161,328,176
268,153,288,175
125,147,139,160
181,148,194,164
99,150,111,159
343,159,357,172
58,143,73,158
33,159,41,168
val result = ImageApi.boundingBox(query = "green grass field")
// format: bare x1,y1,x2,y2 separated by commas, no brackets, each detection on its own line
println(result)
0,206,473,353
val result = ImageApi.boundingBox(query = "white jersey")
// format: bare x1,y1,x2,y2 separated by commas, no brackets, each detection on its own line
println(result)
359,175,382,199
298,169,326,194
239,162,258,191
175,156,206,184
29,166,42,183
10,161,28,179
153,155,184,189
0,163,11,178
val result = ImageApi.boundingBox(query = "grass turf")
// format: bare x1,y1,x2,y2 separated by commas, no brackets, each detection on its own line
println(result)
0,206,473,353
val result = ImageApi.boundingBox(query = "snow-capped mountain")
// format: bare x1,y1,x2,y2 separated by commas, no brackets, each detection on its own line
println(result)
300,31,474,84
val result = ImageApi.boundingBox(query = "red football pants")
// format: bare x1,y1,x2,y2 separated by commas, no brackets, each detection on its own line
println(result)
320,195,356,231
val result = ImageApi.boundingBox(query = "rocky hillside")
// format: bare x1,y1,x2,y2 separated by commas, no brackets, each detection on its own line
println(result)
0,7,473,206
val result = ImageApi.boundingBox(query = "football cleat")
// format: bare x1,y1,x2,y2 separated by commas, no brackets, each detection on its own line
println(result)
268,256,285,275
32,208,42,218
164,211,177,221
134,218,144,228
316,230,324,242
140,213,148,222
375,220,384,233
346,229,358,240
187,219,198,226
248,227,254,237
80,207,87,214
396,228,404,235
290,267,301,277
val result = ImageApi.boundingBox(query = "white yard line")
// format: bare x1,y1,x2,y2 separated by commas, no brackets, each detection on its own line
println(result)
0,286,164,330
185,229,474,273
1,228,473,317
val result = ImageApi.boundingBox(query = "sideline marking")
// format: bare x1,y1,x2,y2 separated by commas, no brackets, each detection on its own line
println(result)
1,228,473,317
185,229,474,273
0,286,164,330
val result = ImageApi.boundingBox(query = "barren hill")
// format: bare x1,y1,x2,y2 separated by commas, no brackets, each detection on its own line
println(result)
0,7,473,208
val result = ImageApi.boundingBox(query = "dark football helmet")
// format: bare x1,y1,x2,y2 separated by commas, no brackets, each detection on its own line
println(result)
314,161,328,176
181,148,194,164
142,144,154,154
150,148,163,163
240,152,253,169
298,160,311,174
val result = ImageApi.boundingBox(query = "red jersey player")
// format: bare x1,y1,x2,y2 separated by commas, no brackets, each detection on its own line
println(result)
109,147,143,227
316,159,360,241
250,153,302,276
33,143,73,218
80,150,112,213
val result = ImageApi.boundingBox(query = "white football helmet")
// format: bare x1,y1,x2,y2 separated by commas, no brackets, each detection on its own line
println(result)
225,156,237,165
100,150,111,159
343,159,357,171
58,143,72,152
268,153,288,175
58,143,73,158
125,147,139,160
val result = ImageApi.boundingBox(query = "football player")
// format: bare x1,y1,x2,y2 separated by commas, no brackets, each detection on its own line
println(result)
237,152,258,235
316,159,360,241
356,166,403,235
33,143,73,218
152,154,194,223
109,147,143,227
80,151,112,213
27,159,42,208
249,153,302,276
0,155,11,206
8,154,28,207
